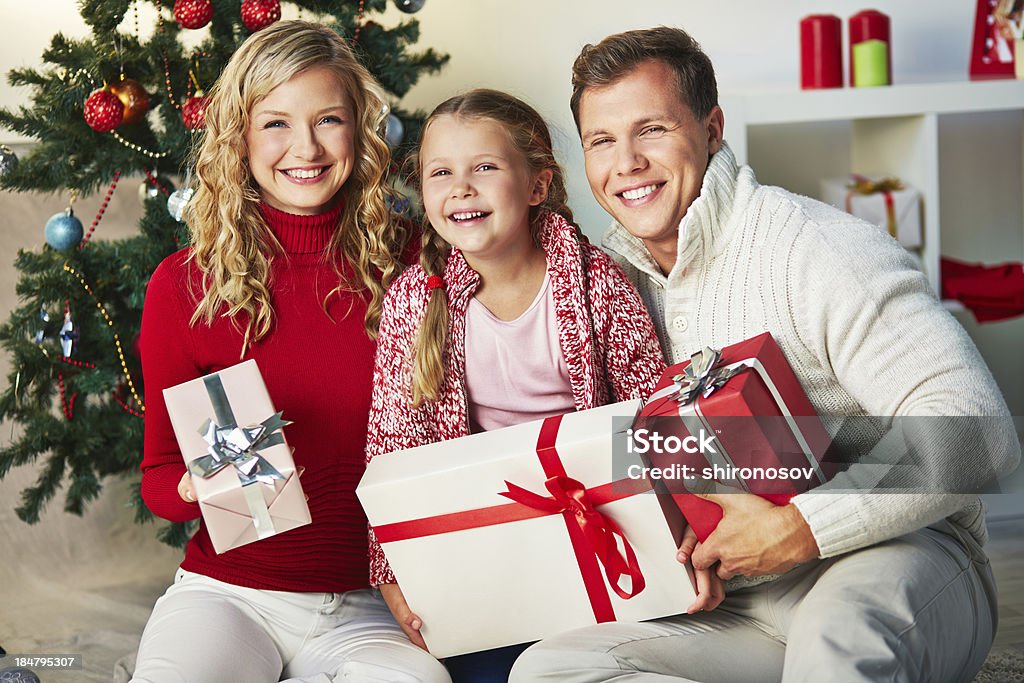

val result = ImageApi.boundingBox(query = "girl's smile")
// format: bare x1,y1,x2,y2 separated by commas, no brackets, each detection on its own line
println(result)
419,115,548,267
447,209,492,225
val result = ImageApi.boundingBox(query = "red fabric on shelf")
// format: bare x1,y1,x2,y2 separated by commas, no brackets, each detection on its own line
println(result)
941,257,1024,323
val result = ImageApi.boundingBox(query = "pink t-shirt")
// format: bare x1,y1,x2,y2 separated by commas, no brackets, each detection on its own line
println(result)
464,272,575,433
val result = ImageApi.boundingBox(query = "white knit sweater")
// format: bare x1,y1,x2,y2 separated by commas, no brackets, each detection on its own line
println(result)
603,142,1020,562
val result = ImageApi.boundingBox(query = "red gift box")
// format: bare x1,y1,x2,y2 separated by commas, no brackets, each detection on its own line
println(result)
634,332,833,541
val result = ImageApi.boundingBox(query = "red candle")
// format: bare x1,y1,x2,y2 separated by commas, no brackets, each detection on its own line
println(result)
800,15,843,89
849,9,892,86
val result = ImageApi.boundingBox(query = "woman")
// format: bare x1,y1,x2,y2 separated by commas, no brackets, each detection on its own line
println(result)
134,20,450,683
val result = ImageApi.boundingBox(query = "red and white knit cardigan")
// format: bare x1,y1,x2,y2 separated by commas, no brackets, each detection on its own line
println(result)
366,210,666,584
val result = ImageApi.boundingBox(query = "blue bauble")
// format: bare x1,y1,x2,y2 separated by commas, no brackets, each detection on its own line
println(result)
393,0,425,13
384,113,404,148
386,193,411,215
44,209,84,250
387,176,418,216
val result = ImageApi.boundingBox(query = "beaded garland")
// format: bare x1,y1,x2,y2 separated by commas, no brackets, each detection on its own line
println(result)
78,171,121,249
62,262,145,414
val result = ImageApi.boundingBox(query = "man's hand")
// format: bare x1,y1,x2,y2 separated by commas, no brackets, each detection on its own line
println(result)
676,525,725,613
690,493,820,580
379,583,427,650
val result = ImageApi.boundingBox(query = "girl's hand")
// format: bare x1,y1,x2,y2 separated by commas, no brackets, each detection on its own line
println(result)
676,525,725,613
177,471,197,503
379,583,427,650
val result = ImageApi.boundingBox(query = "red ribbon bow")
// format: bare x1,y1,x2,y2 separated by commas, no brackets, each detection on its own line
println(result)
371,414,650,624
501,475,646,601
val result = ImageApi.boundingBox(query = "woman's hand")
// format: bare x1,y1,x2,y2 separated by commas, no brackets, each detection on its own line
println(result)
676,525,725,613
177,471,197,503
176,466,304,504
379,582,427,650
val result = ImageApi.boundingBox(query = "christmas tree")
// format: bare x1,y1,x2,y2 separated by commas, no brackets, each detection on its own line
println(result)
0,0,446,546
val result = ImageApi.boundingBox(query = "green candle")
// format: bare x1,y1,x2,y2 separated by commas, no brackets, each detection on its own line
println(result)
853,39,889,87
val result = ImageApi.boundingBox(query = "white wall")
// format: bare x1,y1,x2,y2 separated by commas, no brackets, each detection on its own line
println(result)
388,0,978,235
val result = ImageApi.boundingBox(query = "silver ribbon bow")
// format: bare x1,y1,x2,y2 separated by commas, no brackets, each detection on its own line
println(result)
188,412,291,487
666,347,748,405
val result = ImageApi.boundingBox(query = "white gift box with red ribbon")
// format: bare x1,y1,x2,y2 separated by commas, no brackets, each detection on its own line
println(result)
821,175,923,249
356,400,697,658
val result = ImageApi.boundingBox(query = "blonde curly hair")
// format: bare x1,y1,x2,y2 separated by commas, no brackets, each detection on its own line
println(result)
185,20,405,352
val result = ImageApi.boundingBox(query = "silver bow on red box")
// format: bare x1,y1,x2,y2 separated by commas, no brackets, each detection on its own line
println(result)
666,347,749,405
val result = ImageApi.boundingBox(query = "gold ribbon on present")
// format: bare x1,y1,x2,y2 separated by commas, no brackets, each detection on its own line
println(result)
845,174,904,238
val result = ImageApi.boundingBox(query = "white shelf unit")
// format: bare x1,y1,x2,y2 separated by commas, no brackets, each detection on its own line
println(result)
720,80,1024,297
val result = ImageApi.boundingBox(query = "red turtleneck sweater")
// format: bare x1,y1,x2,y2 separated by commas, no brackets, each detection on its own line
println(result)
139,203,376,592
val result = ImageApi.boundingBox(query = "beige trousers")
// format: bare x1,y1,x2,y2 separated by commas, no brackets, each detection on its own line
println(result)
510,524,997,683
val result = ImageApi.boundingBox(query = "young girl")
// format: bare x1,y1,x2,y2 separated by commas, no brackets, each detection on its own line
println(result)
365,89,667,678
135,21,450,683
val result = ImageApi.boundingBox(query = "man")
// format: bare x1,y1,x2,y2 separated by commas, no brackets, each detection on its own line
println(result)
510,27,1020,682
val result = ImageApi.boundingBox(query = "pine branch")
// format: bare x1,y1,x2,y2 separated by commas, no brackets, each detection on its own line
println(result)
65,462,102,515
15,448,67,523
157,520,196,547
78,0,132,33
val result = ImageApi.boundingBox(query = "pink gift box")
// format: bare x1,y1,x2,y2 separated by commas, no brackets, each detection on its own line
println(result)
163,359,310,554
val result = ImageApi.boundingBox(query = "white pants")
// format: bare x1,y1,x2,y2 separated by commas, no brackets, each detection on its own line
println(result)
131,568,452,683
510,524,997,682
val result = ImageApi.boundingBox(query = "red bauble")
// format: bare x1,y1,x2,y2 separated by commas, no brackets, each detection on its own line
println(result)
83,88,124,132
181,94,211,130
173,0,213,29
241,0,281,32
108,78,150,125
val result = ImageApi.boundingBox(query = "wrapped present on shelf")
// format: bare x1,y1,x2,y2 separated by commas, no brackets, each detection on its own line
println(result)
820,174,923,248
356,400,696,658
163,359,310,554
636,332,834,542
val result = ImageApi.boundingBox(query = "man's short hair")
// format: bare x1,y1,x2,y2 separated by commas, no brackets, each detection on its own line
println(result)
570,26,718,131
